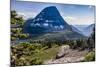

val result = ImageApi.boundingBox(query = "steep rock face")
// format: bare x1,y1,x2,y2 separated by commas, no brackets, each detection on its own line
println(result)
23,6,72,34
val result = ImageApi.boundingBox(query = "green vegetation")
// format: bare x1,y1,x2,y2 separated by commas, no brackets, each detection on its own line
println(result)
87,27,95,49
11,11,24,25
68,39,88,50
11,29,95,66
11,10,29,41
18,34,29,39
11,33,29,40
84,51,95,62
34,45,59,61
11,32,95,66
11,28,22,34
11,42,60,66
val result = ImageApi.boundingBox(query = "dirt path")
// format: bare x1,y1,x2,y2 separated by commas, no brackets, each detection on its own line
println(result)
44,45,89,64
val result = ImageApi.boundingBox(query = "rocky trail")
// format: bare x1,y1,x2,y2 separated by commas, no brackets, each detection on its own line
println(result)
44,45,89,64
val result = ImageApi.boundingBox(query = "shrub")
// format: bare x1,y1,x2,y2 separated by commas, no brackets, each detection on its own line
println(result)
11,28,22,34
11,18,17,24
11,37,16,41
30,57,43,65
18,34,29,39
19,42,30,48
84,51,95,62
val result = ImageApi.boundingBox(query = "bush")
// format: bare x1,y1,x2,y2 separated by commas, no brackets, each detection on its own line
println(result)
11,28,22,34
11,18,17,24
11,10,24,25
15,57,43,66
84,51,95,62
30,57,43,65
11,43,43,66
19,42,30,48
18,34,29,39
11,37,16,41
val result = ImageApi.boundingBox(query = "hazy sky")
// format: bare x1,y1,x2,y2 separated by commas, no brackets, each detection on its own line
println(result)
11,0,95,25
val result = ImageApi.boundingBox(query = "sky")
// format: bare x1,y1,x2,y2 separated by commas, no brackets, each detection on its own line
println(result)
11,0,95,25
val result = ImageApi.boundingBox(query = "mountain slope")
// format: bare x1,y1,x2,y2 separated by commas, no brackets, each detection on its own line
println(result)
74,24,95,37
32,30,85,41
23,6,85,40
83,24,95,36
71,25,83,35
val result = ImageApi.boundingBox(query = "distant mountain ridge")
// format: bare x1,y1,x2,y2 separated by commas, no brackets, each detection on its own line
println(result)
70,25,83,35
83,24,95,36
74,24,95,37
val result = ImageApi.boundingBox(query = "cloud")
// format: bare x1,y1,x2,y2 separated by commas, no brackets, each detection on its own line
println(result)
66,16,77,21
17,11,95,25
63,16,95,25
88,5,95,9
17,12,37,20
89,5,92,9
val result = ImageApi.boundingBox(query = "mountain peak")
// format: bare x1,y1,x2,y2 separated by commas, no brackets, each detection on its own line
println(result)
38,6,60,17
44,6,57,9
23,6,72,34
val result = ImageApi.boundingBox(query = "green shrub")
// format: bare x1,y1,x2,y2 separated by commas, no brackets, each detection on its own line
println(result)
19,42,30,48
11,18,17,24
30,57,43,65
11,37,16,41
84,51,95,62
11,41,61,66
18,34,29,39
11,28,22,34
11,10,24,25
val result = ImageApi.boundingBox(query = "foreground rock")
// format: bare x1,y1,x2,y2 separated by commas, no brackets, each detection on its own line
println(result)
55,45,70,59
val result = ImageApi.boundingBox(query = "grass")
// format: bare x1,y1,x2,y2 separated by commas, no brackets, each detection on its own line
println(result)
84,51,95,62
34,45,60,61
